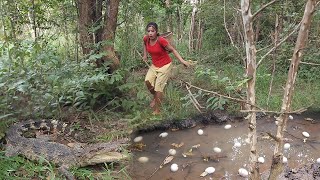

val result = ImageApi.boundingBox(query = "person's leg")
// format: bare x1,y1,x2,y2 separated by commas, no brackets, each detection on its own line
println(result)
153,91,162,115
145,80,156,107
145,65,157,108
153,63,173,115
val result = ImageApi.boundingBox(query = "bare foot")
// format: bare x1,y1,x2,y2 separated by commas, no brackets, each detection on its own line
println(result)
152,110,161,115
150,99,156,108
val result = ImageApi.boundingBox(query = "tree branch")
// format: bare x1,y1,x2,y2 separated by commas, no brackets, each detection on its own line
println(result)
252,0,278,20
257,21,302,67
223,0,234,46
185,84,204,113
182,81,266,112
287,59,320,66
240,106,308,114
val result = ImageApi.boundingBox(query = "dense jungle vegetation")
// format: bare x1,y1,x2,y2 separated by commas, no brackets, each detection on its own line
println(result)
0,0,319,179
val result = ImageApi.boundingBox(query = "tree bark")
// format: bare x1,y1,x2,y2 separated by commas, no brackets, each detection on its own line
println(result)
268,0,317,179
176,6,182,43
101,0,120,71
165,0,173,32
77,0,120,71
78,0,95,55
240,0,259,179
188,0,198,53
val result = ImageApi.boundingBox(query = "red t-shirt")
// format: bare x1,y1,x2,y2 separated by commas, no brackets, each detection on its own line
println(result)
144,36,172,67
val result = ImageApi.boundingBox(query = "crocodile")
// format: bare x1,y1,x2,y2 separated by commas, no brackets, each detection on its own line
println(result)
5,119,128,180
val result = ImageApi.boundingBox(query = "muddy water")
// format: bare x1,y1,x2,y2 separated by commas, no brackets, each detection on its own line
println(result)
130,113,320,180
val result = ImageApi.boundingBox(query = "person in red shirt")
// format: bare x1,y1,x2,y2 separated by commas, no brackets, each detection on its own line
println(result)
142,22,190,115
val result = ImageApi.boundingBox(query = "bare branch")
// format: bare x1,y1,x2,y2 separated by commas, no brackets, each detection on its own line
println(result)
252,0,278,20
257,21,302,67
240,106,308,114
223,0,235,46
182,81,267,112
135,49,150,68
185,84,203,113
287,59,320,66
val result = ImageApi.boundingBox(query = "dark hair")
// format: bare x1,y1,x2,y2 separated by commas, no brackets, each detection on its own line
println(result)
146,22,158,32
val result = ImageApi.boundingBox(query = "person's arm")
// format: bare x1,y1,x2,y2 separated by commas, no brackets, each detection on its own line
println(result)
143,42,148,62
165,44,190,67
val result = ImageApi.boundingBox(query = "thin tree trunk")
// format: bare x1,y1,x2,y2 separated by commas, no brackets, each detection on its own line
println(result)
267,15,280,109
32,0,37,38
94,0,103,43
240,0,259,179
196,19,203,51
176,6,182,44
224,0,234,46
165,0,173,32
189,0,198,53
268,0,317,179
101,0,120,71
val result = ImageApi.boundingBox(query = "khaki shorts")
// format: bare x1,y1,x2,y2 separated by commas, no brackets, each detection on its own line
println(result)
145,63,173,92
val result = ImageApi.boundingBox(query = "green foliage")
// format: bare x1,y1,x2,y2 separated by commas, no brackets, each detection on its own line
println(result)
1,0,320,178
0,38,125,118
180,65,248,112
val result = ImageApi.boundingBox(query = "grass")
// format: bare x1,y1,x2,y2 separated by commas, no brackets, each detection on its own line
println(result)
0,151,58,180
0,150,131,180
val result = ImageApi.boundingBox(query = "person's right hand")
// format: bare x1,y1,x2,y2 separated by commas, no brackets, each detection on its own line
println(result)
143,55,148,63
181,60,191,68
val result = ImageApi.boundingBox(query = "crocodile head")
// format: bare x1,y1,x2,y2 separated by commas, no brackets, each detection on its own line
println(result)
75,139,129,167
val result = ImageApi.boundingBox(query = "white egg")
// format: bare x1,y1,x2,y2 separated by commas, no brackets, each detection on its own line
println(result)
224,124,232,130
197,129,204,135
258,157,265,163
169,149,177,156
284,143,290,150
170,163,179,172
238,168,249,177
234,142,241,147
302,131,310,138
138,156,149,163
213,147,222,153
159,132,168,138
283,156,288,163
288,115,293,120
317,158,320,164
133,136,143,143
205,167,215,174
275,121,279,125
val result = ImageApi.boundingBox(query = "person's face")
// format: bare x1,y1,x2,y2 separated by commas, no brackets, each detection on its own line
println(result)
147,26,157,40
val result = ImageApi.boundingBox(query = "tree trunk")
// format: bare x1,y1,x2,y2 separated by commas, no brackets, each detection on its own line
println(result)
176,6,182,44
240,0,259,179
165,0,173,32
188,0,198,53
78,0,95,55
101,0,120,71
196,19,203,51
94,0,103,43
77,0,120,71
268,0,317,179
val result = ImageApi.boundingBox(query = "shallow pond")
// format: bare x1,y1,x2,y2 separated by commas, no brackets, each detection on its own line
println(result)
129,112,320,180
